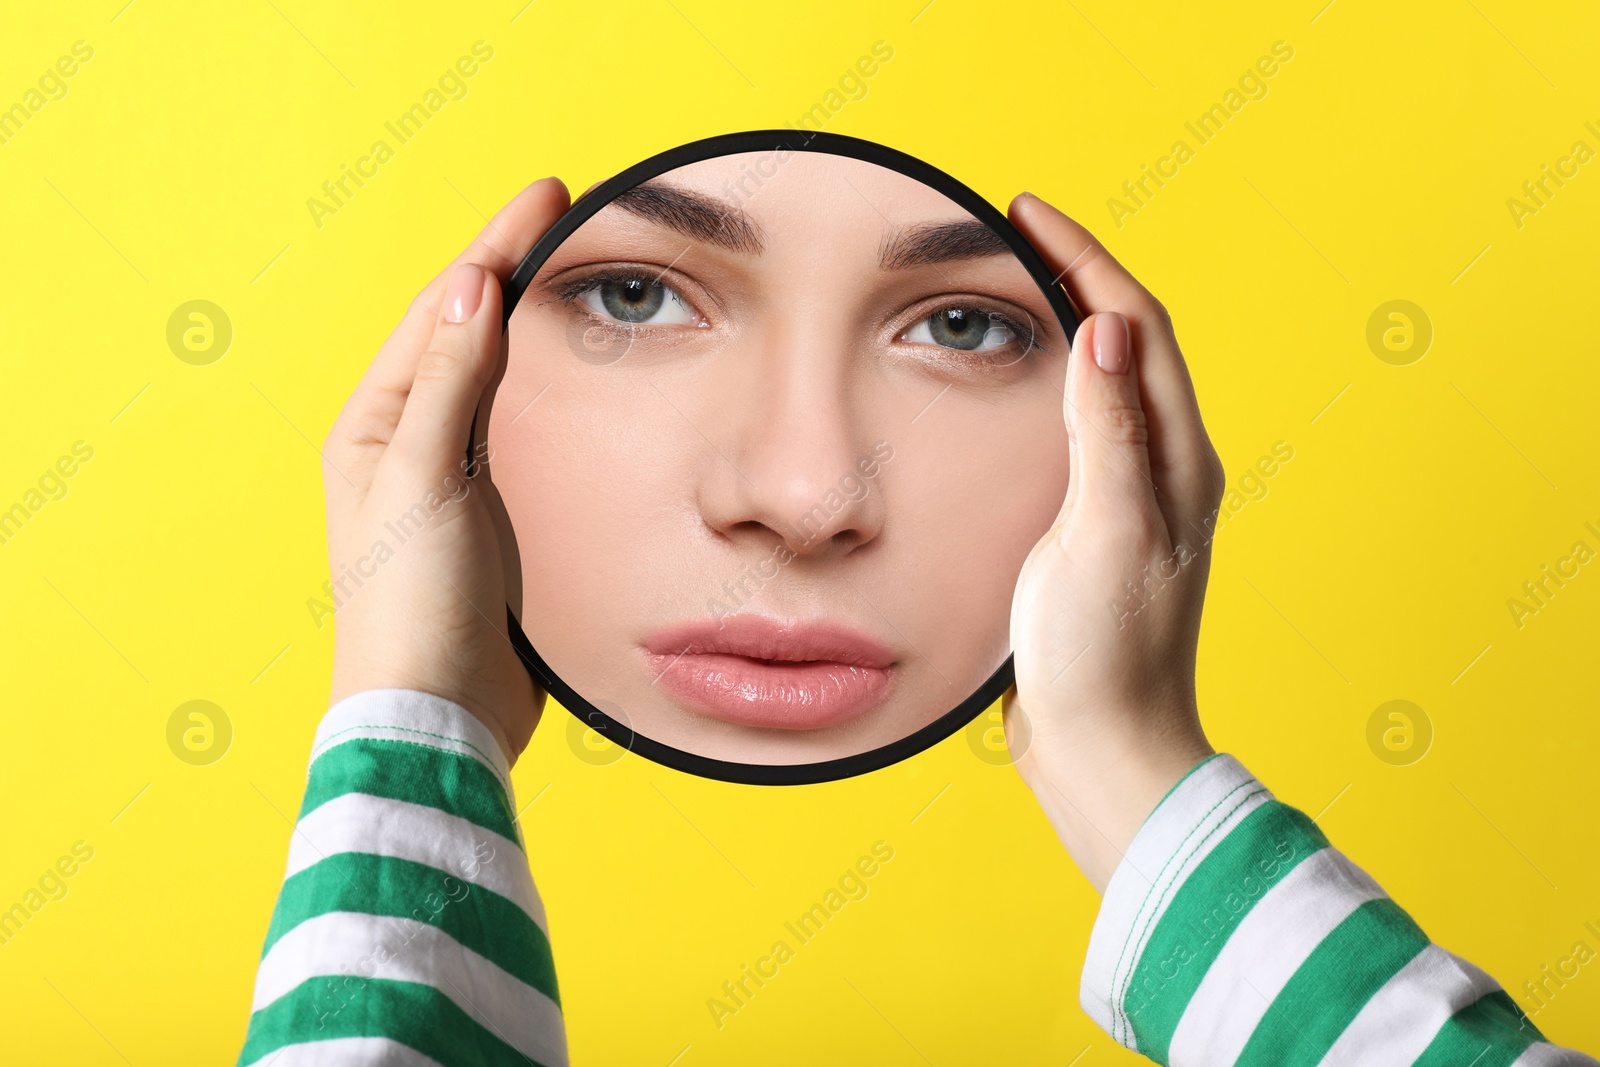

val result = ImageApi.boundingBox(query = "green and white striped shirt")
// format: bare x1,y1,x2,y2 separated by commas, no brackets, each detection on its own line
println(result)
1082,752,1592,1065
239,690,564,1067
239,691,1596,1065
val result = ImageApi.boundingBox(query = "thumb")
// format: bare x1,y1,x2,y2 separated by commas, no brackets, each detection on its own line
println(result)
1058,311,1161,538
385,262,503,481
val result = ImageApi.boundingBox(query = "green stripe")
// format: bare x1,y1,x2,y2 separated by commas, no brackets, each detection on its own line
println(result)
260,852,559,1005
1234,898,1429,1067
1109,780,1265,1045
238,976,554,1067
1412,990,1544,1067
303,738,521,849
1123,800,1329,1061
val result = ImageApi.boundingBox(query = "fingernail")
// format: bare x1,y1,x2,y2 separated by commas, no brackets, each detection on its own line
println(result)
444,263,485,323
1093,312,1129,374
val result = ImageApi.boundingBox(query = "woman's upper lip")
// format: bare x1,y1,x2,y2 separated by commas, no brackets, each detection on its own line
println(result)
642,614,894,669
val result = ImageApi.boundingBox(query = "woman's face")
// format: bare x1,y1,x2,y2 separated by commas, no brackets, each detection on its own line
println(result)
484,150,1071,765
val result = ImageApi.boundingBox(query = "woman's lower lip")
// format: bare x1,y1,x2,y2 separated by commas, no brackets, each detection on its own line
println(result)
644,651,893,730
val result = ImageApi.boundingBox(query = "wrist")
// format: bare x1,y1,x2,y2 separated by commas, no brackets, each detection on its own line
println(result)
1012,704,1213,892
330,666,527,767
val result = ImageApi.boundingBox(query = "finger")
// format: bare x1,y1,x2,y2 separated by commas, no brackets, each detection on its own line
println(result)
1011,193,1223,541
1058,315,1090,516
362,176,570,404
327,177,569,480
1009,191,1169,328
382,262,503,483
1058,312,1165,553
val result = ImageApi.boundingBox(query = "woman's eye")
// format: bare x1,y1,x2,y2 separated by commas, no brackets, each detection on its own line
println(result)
576,277,698,326
904,308,1019,352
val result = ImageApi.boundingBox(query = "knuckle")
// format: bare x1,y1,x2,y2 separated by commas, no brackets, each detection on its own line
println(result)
414,348,463,381
1071,239,1106,274
1098,402,1150,448
1204,449,1228,503
321,419,344,457
476,232,517,276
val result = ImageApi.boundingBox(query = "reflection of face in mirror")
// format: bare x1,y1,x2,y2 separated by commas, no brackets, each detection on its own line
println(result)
483,150,1071,766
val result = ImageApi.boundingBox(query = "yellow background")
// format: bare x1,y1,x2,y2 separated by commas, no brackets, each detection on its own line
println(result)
2,0,1597,1062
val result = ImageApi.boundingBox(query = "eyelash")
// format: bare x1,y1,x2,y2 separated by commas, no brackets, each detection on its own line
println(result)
920,307,1041,353
548,266,1044,357
551,267,674,307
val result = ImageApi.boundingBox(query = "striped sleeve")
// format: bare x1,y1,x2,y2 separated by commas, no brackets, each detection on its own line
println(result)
1082,753,1599,1067
238,689,567,1067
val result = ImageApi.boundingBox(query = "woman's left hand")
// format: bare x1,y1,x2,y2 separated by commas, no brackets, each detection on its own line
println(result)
1002,192,1227,892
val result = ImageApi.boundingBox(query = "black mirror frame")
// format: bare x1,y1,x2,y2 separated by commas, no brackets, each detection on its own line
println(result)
477,129,1081,785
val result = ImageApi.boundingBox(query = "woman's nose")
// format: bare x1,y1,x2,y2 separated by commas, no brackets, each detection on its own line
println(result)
692,323,888,561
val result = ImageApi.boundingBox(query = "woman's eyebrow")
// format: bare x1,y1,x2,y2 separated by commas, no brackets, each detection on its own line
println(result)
608,181,765,255
878,219,1013,270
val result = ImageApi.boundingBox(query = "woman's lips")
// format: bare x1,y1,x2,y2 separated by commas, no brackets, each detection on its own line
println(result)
641,615,895,730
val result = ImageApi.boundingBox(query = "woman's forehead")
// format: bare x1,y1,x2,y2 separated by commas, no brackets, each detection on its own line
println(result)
644,150,978,232
566,149,1025,282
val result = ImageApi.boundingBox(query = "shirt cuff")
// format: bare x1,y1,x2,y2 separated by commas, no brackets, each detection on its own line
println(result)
310,688,514,805
1079,752,1274,1051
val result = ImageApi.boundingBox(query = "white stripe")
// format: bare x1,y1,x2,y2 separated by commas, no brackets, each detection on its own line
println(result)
1167,846,1385,1067
252,911,567,1067
1081,754,1270,1049
286,792,548,935
1317,944,1500,1066
1514,1041,1600,1065
242,1036,445,1067
311,689,514,807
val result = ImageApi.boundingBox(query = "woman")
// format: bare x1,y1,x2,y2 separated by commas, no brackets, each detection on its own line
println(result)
485,147,1075,767
237,178,1595,1066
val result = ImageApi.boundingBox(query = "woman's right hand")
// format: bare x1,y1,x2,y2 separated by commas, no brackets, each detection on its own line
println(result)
322,177,571,765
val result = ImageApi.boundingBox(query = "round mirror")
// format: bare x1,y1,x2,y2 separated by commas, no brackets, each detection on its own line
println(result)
476,130,1077,784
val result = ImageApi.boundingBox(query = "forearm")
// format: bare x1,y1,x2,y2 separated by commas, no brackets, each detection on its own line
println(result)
238,689,566,1067
1011,690,1216,894
1060,753,1596,1065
